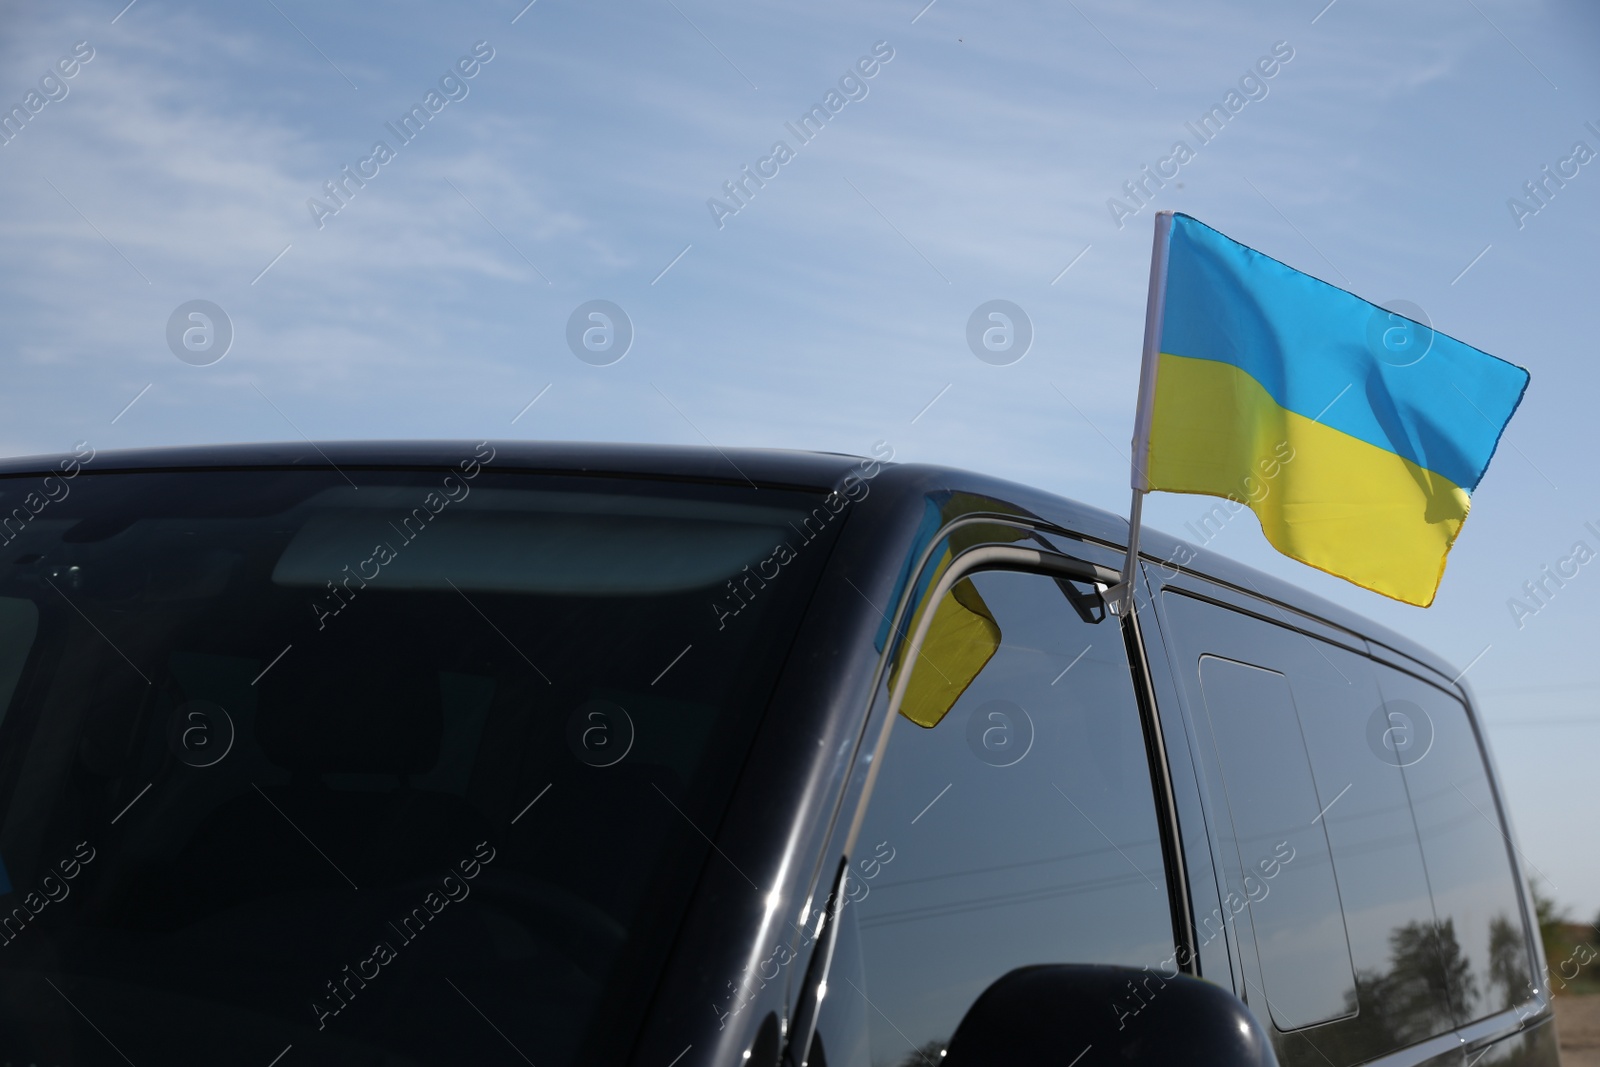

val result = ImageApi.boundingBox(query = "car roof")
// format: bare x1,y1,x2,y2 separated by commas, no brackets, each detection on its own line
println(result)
0,439,865,490
0,439,1459,686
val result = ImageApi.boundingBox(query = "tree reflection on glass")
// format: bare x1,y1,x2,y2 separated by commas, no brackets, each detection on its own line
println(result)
1335,918,1479,1051
1488,915,1529,1014
888,1039,945,1067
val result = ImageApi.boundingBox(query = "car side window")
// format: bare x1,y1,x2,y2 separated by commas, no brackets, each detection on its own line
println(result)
1373,664,1535,1024
1267,640,1458,1055
1191,653,1355,1031
837,568,1176,1067
1159,589,1533,1066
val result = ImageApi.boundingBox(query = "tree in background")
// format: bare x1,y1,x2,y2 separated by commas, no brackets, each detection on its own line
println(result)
1592,909,1600,985
1530,882,1600,994
892,1040,946,1067
1531,880,1567,975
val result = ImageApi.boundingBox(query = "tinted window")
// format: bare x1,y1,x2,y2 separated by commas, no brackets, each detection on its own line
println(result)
1194,655,1354,1030
1274,640,1455,1055
842,569,1174,1067
1375,664,1535,1024
0,597,37,729
1161,591,1464,1064
0,467,840,1067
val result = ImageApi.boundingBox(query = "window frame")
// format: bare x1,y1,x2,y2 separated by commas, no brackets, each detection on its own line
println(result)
785,516,1194,1066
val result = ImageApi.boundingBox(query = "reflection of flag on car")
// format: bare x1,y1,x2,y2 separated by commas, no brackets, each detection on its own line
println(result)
1129,212,1529,606
878,493,1006,728
890,576,999,728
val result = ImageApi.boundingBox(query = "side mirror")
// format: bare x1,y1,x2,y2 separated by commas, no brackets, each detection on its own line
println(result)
945,964,1279,1067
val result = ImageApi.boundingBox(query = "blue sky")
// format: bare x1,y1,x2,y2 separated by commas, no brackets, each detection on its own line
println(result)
1,0,1597,915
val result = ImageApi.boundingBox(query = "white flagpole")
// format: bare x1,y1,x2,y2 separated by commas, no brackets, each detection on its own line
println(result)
1113,210,1174,618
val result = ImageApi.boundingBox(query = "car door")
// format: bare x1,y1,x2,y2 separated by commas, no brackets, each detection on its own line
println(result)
800,543,1185,1067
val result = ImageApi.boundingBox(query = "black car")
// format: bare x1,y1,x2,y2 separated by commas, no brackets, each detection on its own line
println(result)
0,441,1555,1067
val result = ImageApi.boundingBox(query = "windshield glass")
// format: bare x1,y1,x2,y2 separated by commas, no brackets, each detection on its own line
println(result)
0,457,842,1066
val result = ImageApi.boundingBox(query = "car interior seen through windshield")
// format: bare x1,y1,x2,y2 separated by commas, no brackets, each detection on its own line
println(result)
0,462,841,1066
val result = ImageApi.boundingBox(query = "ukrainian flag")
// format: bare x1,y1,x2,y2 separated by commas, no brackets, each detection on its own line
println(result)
1132,213,1529,607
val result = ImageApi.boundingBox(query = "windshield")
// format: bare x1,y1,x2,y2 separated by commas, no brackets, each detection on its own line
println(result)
0,457,843,1066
